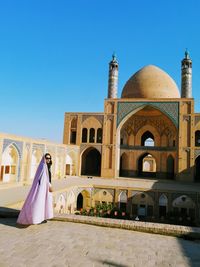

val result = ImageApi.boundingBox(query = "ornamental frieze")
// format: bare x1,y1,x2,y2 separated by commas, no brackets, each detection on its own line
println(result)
117,102,179,128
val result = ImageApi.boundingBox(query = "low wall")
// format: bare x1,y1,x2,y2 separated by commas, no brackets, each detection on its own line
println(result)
52,214,200,239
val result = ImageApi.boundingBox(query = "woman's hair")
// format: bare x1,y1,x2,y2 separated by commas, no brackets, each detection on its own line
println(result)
45,153,51,159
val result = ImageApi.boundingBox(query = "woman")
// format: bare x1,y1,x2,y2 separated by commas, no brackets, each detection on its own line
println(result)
17,153,53,225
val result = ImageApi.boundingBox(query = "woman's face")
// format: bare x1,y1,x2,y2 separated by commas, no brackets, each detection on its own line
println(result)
45,154,52,165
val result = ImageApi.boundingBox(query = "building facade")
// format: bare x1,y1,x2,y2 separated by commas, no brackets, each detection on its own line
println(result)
63,52,200,224
0,132,79,184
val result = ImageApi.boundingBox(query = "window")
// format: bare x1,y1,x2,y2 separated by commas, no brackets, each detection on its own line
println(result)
11,166,16,175
195,131,200,146
97,128,102,143
82,128,87,143
141,131,155,147
70,131,76,144
5,166,10,174
89,128,95,143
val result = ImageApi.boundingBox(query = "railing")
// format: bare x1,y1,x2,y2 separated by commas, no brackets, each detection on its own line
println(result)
120,145,177,151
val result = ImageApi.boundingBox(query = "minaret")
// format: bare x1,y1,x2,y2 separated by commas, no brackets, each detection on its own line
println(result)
108,53,118,98
181,49,192,98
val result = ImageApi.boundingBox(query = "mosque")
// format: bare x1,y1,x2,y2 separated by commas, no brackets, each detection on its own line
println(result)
1,51,200,224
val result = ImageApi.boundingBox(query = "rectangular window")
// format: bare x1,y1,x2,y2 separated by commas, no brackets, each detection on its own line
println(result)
11,166,16,175
5,166,10,174
70,131,76,144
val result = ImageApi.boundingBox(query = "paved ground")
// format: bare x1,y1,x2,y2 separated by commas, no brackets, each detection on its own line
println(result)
0,218,200,267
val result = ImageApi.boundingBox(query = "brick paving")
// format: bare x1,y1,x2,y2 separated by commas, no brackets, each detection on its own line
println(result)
0,218,200,267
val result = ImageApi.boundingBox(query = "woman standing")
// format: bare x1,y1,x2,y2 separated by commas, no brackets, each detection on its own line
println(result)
17,153,53,225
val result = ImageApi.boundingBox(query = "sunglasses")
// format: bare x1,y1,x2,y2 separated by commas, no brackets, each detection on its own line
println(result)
45,157,51,160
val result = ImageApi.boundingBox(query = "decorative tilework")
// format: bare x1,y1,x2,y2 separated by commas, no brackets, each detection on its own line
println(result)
117,102,179,128
194,149,200,158
195,116,200,126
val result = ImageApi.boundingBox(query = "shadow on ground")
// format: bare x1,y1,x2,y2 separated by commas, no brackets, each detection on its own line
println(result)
0,207,20,228
94,259,128,267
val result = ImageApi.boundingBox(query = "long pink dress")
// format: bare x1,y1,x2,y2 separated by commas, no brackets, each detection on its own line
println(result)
17,156,53,225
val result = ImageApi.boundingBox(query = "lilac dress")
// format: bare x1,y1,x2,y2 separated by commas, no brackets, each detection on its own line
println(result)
17,157,53,225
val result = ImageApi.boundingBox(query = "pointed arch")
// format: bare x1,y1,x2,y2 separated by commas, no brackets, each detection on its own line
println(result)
141,131,154,146
81,147,101,176
1,144,20,182
76,190,91,210
138,153,156,177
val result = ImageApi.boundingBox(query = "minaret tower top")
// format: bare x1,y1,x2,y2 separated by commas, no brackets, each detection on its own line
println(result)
181,49,192,98
108,53,119,99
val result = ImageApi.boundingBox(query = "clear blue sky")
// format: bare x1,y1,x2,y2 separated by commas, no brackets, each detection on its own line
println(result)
0,0,200,142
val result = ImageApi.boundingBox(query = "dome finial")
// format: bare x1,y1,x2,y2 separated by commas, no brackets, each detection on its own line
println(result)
112,52,118,63
185,48,190,59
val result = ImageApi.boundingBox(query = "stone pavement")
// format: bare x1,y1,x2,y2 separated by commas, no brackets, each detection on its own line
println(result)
0,218,200,267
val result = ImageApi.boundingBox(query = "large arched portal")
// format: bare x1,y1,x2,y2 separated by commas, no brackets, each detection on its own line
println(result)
116,105,177,179
138,153,156,178
195,156,200,182
81,148,101,176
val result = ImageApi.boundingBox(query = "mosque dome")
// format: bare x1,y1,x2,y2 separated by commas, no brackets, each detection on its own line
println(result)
121,65,180,98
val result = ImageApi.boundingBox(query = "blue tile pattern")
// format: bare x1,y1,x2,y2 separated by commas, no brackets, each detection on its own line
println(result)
117,101,179,128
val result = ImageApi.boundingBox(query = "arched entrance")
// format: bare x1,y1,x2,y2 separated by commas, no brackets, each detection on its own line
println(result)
167,155,174,179
77,193,83,210
131,192,154,219
116,104,177,178
195,156,200,182
141,131,155,146
76,190,91,210
138,153,156,177
1,144,19,182
81,148,101,176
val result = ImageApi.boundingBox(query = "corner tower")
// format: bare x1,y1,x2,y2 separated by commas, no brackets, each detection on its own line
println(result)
181,50,192,98
108,53,118,98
